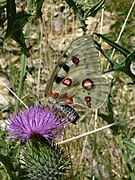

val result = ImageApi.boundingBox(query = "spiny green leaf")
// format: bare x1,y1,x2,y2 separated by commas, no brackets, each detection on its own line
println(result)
94,33,135,82
86,0,106,17
123,140,135,152
7,0,16,18
9,13,31,51
94,39,115,67
65,0,78,11
98,79,120,135
0,0,6,11
0,0,31,50
11,13,31,33
98,90,114,124
5,13,31,39
35,0,44,18
65,0,86,32
94,33,130,57
6,0,16,32
110,55,135,82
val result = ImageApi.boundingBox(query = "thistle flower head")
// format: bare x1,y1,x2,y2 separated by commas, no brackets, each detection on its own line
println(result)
6,104,67,142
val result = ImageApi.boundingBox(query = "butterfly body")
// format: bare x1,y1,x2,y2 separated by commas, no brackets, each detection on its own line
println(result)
53,103,80,124
45,35,109,123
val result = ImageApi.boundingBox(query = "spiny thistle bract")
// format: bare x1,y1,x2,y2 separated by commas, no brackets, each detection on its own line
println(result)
23,140,70,180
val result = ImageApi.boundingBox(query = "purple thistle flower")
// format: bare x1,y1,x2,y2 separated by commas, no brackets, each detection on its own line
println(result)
6,104,67,142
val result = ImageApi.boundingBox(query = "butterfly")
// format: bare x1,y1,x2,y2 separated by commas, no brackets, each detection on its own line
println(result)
45,35,109,124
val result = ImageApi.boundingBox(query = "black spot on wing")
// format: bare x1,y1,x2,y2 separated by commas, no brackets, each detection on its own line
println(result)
63,53,68,58
55,75,64,84
62,64,69,72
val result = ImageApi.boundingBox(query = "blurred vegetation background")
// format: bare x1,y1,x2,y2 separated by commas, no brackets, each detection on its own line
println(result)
0,0,135,179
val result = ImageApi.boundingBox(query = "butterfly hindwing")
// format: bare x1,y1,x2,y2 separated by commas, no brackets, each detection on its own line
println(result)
45,35,108,122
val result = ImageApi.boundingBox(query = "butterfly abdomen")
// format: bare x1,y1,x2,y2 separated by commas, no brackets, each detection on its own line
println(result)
59,104,80,124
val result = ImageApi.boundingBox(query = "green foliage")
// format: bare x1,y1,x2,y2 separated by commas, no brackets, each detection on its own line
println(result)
35,0,45,18
116,136,135,179
0,0,6,27
0,0,29,51
0,129,27,179
0,0,44,51
0,154,18,180
98,79,115,125
94,33,135,83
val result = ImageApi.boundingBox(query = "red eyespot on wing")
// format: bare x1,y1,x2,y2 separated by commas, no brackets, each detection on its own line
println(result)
64,97,73,104
60,93,68,98
85,96,91,108
85,96,91,102
82,79,94,90
62,78,72,87
50,92,55,97
72,56,79,65
50,92,59,98
87,101,91,108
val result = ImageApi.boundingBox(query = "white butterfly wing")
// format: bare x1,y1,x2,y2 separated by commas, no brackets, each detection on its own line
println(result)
45,35,108,110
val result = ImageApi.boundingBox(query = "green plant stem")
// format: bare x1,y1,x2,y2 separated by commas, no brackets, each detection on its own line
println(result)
15,0,33,112
15,52,27,112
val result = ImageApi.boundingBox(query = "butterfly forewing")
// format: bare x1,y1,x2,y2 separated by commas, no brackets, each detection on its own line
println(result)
45,35,99,94
45,35,109,123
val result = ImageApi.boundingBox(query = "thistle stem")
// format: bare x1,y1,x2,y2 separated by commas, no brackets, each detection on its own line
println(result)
15,52,27,112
